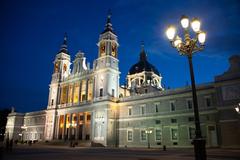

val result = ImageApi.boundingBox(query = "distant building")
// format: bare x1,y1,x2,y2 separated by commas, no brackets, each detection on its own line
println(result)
5,14,240,148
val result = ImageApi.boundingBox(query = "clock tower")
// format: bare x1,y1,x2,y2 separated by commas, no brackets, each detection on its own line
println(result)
93,13,120,99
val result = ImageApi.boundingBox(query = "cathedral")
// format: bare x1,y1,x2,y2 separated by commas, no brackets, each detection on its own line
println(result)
5,14,240,148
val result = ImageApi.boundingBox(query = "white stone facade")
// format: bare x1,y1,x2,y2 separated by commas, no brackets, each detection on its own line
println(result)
5,15,240,148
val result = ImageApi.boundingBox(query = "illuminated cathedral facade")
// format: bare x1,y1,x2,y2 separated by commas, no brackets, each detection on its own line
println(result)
5,14,240,148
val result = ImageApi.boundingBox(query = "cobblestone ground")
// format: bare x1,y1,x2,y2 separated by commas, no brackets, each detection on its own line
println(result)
1,144,240,160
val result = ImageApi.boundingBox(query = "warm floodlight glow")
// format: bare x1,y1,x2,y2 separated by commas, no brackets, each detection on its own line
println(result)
166,25,176,41
198,32,206,44
180,15,189,29
173,36,182,48
191,18,201,32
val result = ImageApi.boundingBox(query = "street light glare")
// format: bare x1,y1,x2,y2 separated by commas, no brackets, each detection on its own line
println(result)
166,26,176,41
174,36,182,48
180,15,189,29
235,107,239,113
191,18,201,32
198,32,206,44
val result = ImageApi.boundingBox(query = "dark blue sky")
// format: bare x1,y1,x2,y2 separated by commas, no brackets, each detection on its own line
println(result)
1,0,240,112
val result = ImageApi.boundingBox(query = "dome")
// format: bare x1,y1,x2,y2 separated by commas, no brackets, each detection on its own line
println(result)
128,48,160,76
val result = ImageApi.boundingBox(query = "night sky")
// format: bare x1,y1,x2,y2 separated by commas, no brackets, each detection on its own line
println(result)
1,0,240,112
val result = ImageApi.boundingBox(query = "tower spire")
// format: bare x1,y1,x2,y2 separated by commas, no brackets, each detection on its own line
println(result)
102,10,114,34
59,33,68,54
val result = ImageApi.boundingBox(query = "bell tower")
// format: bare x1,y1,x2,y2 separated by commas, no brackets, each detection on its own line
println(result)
48,34,71,109
93,12,120,99
44,34,71,141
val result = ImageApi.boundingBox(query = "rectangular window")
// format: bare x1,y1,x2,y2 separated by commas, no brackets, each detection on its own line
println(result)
155,120,161,124
73,83,80,103
82,94,86,101
68,85,73,103
81,80,86,102
112,89,115,97
171,118,177,123
155,129,162,141
141,106,146,115
87,115,91,121
170,101,176,111
128,107,132,116
171,128,178,141
87,79,93,101
100,88,103,97
187,99,193,109
205,97,211,107
188,117,194,122
60,86,68,104
189,127,195,139
141,130,147,141
155,103,159,113
127,130,133,141
79,115,84,121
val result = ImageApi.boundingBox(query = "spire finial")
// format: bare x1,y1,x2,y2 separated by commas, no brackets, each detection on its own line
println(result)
107,9,112,22
141,40,145,51
140,41,147,61
63,32,67,45
59,32,68,54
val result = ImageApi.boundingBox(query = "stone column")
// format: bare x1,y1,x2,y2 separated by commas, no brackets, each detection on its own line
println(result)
86,79,89,101
55,115,59,139
68,113,72,140
83,113,86,140
75,113,79,140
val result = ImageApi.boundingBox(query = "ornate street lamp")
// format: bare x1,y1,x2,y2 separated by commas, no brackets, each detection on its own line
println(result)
166,15,206,160
145,129,152,149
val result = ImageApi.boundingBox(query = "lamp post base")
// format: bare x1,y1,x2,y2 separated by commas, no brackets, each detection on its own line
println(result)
193,138,206,160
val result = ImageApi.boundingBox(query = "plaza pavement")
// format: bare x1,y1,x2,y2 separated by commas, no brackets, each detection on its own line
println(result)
1,143,240,160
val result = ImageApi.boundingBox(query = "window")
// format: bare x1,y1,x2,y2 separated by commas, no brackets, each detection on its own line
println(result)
127,130,133,141
87,79,93,101
140,106,146,115
73,83,80,103
189,127,195,139
141,130,147,141
112,89,115,97
205,97,211,107
128,107,132,116
171,118,177,123
170,101,176,111
155,103,159,113
81,80,86,102
187,99,193,109
188,117,194,122
68,85,73,103
51,99,54,105
60,86,68,104
79,115,84,121
155,129,162,141
100,88,103,97
171,128,178,141
155,120,161,124
87,115,91,121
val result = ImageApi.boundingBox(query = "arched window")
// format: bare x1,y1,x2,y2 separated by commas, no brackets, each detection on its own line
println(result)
63,64,67,72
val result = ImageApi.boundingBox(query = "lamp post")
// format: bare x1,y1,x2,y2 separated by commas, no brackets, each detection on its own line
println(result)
145,129,152,149
166,15,207,160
